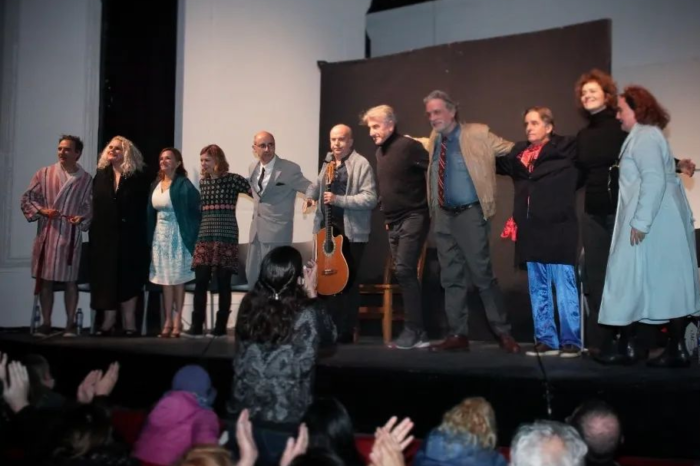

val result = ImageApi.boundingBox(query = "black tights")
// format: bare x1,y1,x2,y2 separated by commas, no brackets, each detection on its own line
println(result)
192,265,232,331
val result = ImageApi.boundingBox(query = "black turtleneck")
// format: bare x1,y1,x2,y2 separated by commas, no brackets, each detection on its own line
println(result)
375,130,429,224
576,107,628,215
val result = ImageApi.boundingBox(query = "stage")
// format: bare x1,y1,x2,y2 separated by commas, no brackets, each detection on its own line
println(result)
0,330,698,461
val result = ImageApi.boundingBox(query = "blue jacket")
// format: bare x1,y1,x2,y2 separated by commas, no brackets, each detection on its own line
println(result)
413,429,507,466
147,175,201,255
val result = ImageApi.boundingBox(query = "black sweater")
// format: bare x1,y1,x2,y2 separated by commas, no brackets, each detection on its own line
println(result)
576,108,628,216
375,131,429,223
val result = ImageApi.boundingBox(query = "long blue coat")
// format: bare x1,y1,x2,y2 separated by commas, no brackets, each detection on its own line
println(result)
599,124,700,325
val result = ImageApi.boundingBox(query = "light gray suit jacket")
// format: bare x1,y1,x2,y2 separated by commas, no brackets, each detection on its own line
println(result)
248,156,311,244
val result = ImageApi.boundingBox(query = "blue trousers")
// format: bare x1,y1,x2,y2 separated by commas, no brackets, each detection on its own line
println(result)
526,262,581,349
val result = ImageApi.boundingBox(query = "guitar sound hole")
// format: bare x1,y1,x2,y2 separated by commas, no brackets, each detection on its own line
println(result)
323,242,334,255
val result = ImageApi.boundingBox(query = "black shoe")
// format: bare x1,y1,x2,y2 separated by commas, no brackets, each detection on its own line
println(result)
206,326,228,338
647,341,691,368
182,328,204,339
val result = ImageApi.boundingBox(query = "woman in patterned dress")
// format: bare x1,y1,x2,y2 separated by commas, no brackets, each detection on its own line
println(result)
147,148,201,338
182,144,251,338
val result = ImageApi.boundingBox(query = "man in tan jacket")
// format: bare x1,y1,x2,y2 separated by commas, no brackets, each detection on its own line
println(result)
422,90,520,353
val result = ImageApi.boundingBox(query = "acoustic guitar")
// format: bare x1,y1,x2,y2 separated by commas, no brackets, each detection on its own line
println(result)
315,162,350,296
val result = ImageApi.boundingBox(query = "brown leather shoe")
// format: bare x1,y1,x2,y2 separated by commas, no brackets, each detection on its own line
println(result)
499,334,521,354
429,335,470,352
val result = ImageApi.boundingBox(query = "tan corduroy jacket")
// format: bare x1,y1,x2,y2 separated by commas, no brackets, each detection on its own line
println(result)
415,123,513,220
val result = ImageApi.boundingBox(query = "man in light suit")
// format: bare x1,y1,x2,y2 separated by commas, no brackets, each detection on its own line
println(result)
246,131,311,286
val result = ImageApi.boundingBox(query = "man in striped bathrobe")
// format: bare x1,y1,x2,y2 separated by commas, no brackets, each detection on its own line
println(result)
20,135,93,336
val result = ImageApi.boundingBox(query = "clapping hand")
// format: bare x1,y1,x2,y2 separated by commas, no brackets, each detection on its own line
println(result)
370,417,414,466
236,409,258,466
2,360,30,413
77,362,120,404
303,260,318,299
280,423,308,466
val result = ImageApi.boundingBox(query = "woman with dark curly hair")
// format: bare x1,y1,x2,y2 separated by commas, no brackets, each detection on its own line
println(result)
598,85,700,368
230,245,336,466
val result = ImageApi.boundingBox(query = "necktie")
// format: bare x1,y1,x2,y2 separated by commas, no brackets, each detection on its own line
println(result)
257,166,265,193
437,138,447,207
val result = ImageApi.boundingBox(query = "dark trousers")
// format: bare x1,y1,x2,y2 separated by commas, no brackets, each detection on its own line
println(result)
387,211,430,332
433,204,511,337
193,265,232,332
324,240,366,337
581,212,616,348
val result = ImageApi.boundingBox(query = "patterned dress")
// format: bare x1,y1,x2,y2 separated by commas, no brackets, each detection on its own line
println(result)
192,173,251,272
150,184,196,285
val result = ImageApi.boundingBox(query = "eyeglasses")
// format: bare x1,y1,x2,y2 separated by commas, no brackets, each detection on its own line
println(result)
254,143,275,150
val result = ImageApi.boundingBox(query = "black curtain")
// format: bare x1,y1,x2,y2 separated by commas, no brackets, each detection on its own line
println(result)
318,20,611,340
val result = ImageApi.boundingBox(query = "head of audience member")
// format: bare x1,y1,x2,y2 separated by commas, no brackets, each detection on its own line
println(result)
568,400,622,465
424,90,460,135
289,448,347,466
575,69,618,115
22,354,55,405
523,107,554,146
171,364,216,409
438,397,498,450
97,135,145,176
302,398,364,466
361,105,397,146
329,125,354,160
49,404,114,460
176,445,235,466
617,85,670,132
252,131,277,165
236,246,308,345
200,144,229,179
510,420,587,466
158,147,187,181
57,135,84,170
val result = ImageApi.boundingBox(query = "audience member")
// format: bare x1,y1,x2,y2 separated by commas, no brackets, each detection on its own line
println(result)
510,420,587,466
302,398,364,466
414,397,506,466
568,400,622,466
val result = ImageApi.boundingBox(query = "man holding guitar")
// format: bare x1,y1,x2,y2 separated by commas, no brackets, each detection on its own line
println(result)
304,124,378,343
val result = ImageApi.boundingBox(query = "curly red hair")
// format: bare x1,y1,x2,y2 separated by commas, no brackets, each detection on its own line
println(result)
575,69,618,110
621,85,670,129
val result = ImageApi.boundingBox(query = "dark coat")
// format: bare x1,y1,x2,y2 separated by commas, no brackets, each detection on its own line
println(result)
89,168,151,309
497,134,578,266
146,175,202,256
413,428,507,466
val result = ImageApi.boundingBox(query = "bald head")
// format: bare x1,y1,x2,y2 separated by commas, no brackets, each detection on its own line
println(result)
569,401,621,462
330,124,354,160
253,131,276,164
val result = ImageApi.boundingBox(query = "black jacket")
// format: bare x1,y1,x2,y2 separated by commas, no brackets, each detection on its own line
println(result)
497,134,578,266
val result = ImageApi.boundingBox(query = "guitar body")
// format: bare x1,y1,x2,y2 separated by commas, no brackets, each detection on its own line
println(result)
315,228,350,296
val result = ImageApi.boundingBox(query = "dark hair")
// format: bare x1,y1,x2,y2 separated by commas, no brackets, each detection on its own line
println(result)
302,398,364,466
575,69,618,110
523,106,555,129
568,399,621,462
50,404,112,459
289,448,347,466
200,144,229,177
22,354,52,405
621,85,670,129
236,246,309,344
158,147,188,180
59,134,84,154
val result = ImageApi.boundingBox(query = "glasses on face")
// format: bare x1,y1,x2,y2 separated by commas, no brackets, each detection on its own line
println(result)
254,143,275,150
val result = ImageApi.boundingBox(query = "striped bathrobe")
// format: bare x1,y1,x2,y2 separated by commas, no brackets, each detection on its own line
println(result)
20,163,93,282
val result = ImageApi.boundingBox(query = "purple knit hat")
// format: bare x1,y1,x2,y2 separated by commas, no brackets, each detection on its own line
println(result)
171,365,216,407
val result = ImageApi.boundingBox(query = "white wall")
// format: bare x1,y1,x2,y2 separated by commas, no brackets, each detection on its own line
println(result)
367,0,700,211
176,0,370,327
0,0,101,327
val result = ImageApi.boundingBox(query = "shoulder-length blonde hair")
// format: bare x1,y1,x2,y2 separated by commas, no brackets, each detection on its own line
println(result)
438,397,498,450
200,144,229,178
97,135,145,176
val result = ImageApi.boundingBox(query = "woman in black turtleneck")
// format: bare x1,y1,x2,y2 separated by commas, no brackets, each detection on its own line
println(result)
576,70,695,364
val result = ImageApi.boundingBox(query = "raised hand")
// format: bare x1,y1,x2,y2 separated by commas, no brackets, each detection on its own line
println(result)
376,416,414,451
3,361,30,413
303,260,318,299
236,409,258,466
77,369,100,404
370,430,406,466
95,362,120,397
280,423,308,466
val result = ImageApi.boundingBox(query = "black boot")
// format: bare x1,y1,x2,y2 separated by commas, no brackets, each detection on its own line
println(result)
647,318,691,368
209,310,230,338
593,325,647,365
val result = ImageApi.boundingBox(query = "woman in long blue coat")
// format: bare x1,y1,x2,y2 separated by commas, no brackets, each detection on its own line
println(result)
599,85,700,368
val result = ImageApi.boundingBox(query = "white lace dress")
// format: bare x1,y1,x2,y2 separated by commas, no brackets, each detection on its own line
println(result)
149,185,195,285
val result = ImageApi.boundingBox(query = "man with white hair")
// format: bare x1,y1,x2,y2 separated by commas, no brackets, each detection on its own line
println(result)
568,400,622,466
510,420,588,466
362,105,430,350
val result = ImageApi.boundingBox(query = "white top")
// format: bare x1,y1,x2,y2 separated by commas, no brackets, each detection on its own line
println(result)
255,155,277,194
